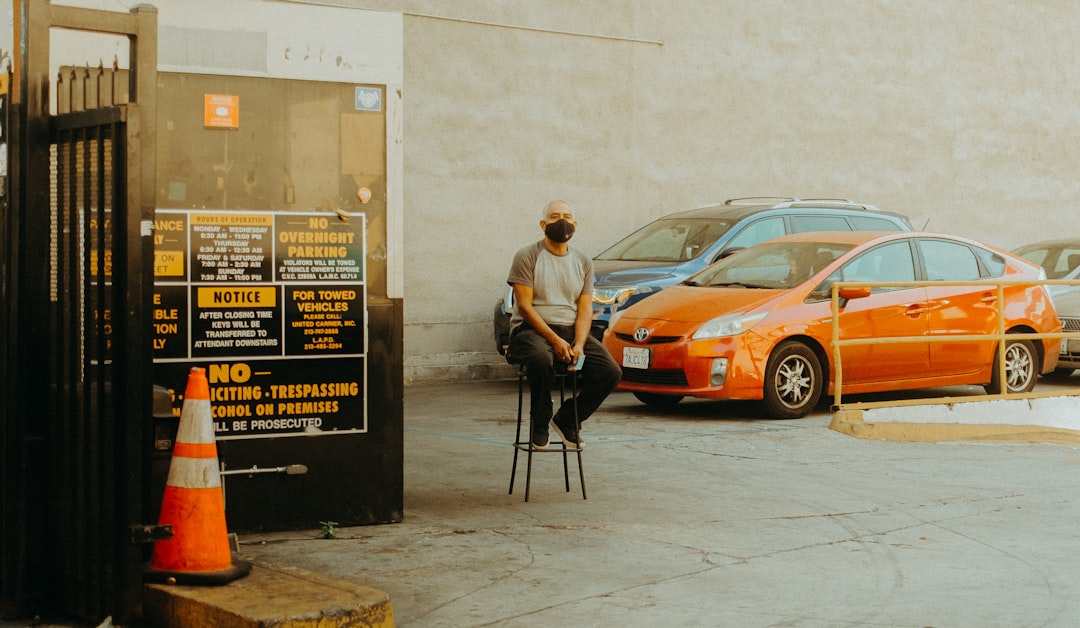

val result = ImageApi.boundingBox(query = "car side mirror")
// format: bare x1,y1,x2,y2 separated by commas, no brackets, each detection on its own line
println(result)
838,286,872,304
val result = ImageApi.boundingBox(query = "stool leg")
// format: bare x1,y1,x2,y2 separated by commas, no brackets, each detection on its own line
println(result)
524,446,533,502
508,368,538,502
518,369,535,502
524,371,535,502
572,371,586,499
559,374,572,492
507,369,520,492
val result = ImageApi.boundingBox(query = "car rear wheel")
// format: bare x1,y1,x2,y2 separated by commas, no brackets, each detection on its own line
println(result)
762,341,822,419
633,392,684,408
984,337,1039,394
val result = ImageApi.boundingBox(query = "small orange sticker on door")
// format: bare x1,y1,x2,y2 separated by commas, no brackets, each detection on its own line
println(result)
204,94,239,128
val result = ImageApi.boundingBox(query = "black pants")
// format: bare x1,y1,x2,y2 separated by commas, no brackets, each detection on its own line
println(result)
507,324,622,437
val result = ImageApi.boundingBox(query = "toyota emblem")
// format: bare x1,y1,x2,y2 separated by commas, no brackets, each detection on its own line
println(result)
633,327,651,343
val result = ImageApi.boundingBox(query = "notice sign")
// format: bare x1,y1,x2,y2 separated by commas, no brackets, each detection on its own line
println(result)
192,213,272,281
204,94,239,128
284,286,364,355
152,210,367,439
153,359,365,438
192,285,281,357
276,214,363,282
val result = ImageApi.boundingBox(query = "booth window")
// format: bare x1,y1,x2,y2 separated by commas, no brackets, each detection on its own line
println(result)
156,73,388,297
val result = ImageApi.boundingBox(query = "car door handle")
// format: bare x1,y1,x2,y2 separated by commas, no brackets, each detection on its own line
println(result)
980,293,998,305
905,303,928,317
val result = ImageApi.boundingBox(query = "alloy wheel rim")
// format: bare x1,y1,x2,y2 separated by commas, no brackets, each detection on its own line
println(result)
776,356,813,409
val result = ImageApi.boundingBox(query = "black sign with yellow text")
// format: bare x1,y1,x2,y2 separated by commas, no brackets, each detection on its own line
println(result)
152,210,367,439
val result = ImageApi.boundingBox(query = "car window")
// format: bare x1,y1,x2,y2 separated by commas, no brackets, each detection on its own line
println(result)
973,247,1006,278
849,215,905,231
1017,247,1050,268
1018,245,1080,279
729,247,792,287
846,240,916,283
1056,248,1080,277
810,240,915,300
693,241,851,290
726,217,784,249
681,221,735,261
919,239,981,281
789,215,850,233
595,217,734,262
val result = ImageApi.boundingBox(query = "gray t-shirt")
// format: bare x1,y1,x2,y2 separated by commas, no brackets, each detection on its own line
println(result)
507,240,594,329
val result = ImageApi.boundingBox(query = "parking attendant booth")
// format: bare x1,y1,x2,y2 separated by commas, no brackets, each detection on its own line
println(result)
138,2,404,531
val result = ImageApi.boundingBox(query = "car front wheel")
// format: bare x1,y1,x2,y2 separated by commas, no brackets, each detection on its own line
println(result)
762,341,823,419
984,337,1039,395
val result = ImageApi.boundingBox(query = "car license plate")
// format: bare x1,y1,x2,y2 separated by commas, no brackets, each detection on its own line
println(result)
1062,339,1069,356
622,346,651,369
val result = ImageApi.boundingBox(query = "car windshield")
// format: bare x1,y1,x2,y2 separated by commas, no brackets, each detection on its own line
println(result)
595,217,735,263
1014,243,1080,279
687,241,853,290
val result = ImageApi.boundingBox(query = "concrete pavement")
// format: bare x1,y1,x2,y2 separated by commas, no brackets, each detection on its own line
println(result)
236,379,1080,627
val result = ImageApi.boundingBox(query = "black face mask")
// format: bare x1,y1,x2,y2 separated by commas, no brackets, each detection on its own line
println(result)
544,219,576,243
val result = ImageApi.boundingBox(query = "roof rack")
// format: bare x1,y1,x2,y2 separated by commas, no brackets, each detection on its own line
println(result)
723,197,883,212
723,196,795,206
788,197,856,204
777,198,882,212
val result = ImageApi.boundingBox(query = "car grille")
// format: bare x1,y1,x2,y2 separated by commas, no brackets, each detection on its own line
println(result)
613,332,681,344
620,368,689,386
1060,317,1080,361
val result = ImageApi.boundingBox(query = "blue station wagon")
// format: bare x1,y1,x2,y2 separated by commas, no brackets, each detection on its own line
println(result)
494,197,914,354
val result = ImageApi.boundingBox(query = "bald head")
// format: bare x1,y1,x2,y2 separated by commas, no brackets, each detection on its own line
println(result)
542,200,574,221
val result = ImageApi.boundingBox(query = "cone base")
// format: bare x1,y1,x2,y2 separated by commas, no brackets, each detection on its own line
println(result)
144,555,252,586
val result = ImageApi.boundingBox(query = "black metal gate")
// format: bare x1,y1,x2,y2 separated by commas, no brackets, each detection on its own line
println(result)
1,2,157,623
50,98,151,622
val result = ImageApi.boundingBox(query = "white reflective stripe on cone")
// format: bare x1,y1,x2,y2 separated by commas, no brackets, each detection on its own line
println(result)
166,456,222,489
177,399,216,445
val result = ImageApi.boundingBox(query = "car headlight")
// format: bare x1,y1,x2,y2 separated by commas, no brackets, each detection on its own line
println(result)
692,312,768,340
593,287,637,306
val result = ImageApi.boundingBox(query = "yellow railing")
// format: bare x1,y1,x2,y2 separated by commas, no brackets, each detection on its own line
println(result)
829,278,1080,413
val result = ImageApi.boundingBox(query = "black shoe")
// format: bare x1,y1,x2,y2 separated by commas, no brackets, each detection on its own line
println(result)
530,428,549,451
550,418,584,450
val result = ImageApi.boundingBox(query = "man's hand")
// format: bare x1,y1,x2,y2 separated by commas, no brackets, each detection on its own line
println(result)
513,283,575,363
552,336,574,363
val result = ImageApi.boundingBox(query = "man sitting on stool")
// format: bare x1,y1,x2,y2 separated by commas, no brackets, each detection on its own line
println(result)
506,200,622,450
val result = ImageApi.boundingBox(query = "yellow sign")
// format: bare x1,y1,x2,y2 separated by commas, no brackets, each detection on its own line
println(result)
154,250,185,276
197,286,277,308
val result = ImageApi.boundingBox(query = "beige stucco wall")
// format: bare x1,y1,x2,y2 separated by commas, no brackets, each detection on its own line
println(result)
359,0,1080,383
17,1,1080,383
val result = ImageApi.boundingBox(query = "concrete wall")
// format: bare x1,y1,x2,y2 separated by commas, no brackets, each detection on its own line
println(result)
363,0,1080,383
17,1,1080,384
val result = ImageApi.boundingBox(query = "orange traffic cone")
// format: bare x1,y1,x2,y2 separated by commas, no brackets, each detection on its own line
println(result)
145,367,251,585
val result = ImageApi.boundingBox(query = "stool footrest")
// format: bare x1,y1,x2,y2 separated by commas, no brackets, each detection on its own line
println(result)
513,441,583,452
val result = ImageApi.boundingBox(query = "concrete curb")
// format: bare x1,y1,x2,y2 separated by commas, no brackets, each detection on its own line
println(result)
143,559,394,627
829,395,1080,445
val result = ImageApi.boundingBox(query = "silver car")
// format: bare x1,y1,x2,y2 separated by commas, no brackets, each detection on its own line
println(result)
1012,239,1080,378
1012,238,1080,297
1050,289,1080,377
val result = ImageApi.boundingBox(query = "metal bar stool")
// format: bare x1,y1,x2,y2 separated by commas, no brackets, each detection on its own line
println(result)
509,364,586,502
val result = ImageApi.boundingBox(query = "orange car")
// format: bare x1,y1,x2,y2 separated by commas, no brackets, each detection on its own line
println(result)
603,231,1060,418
